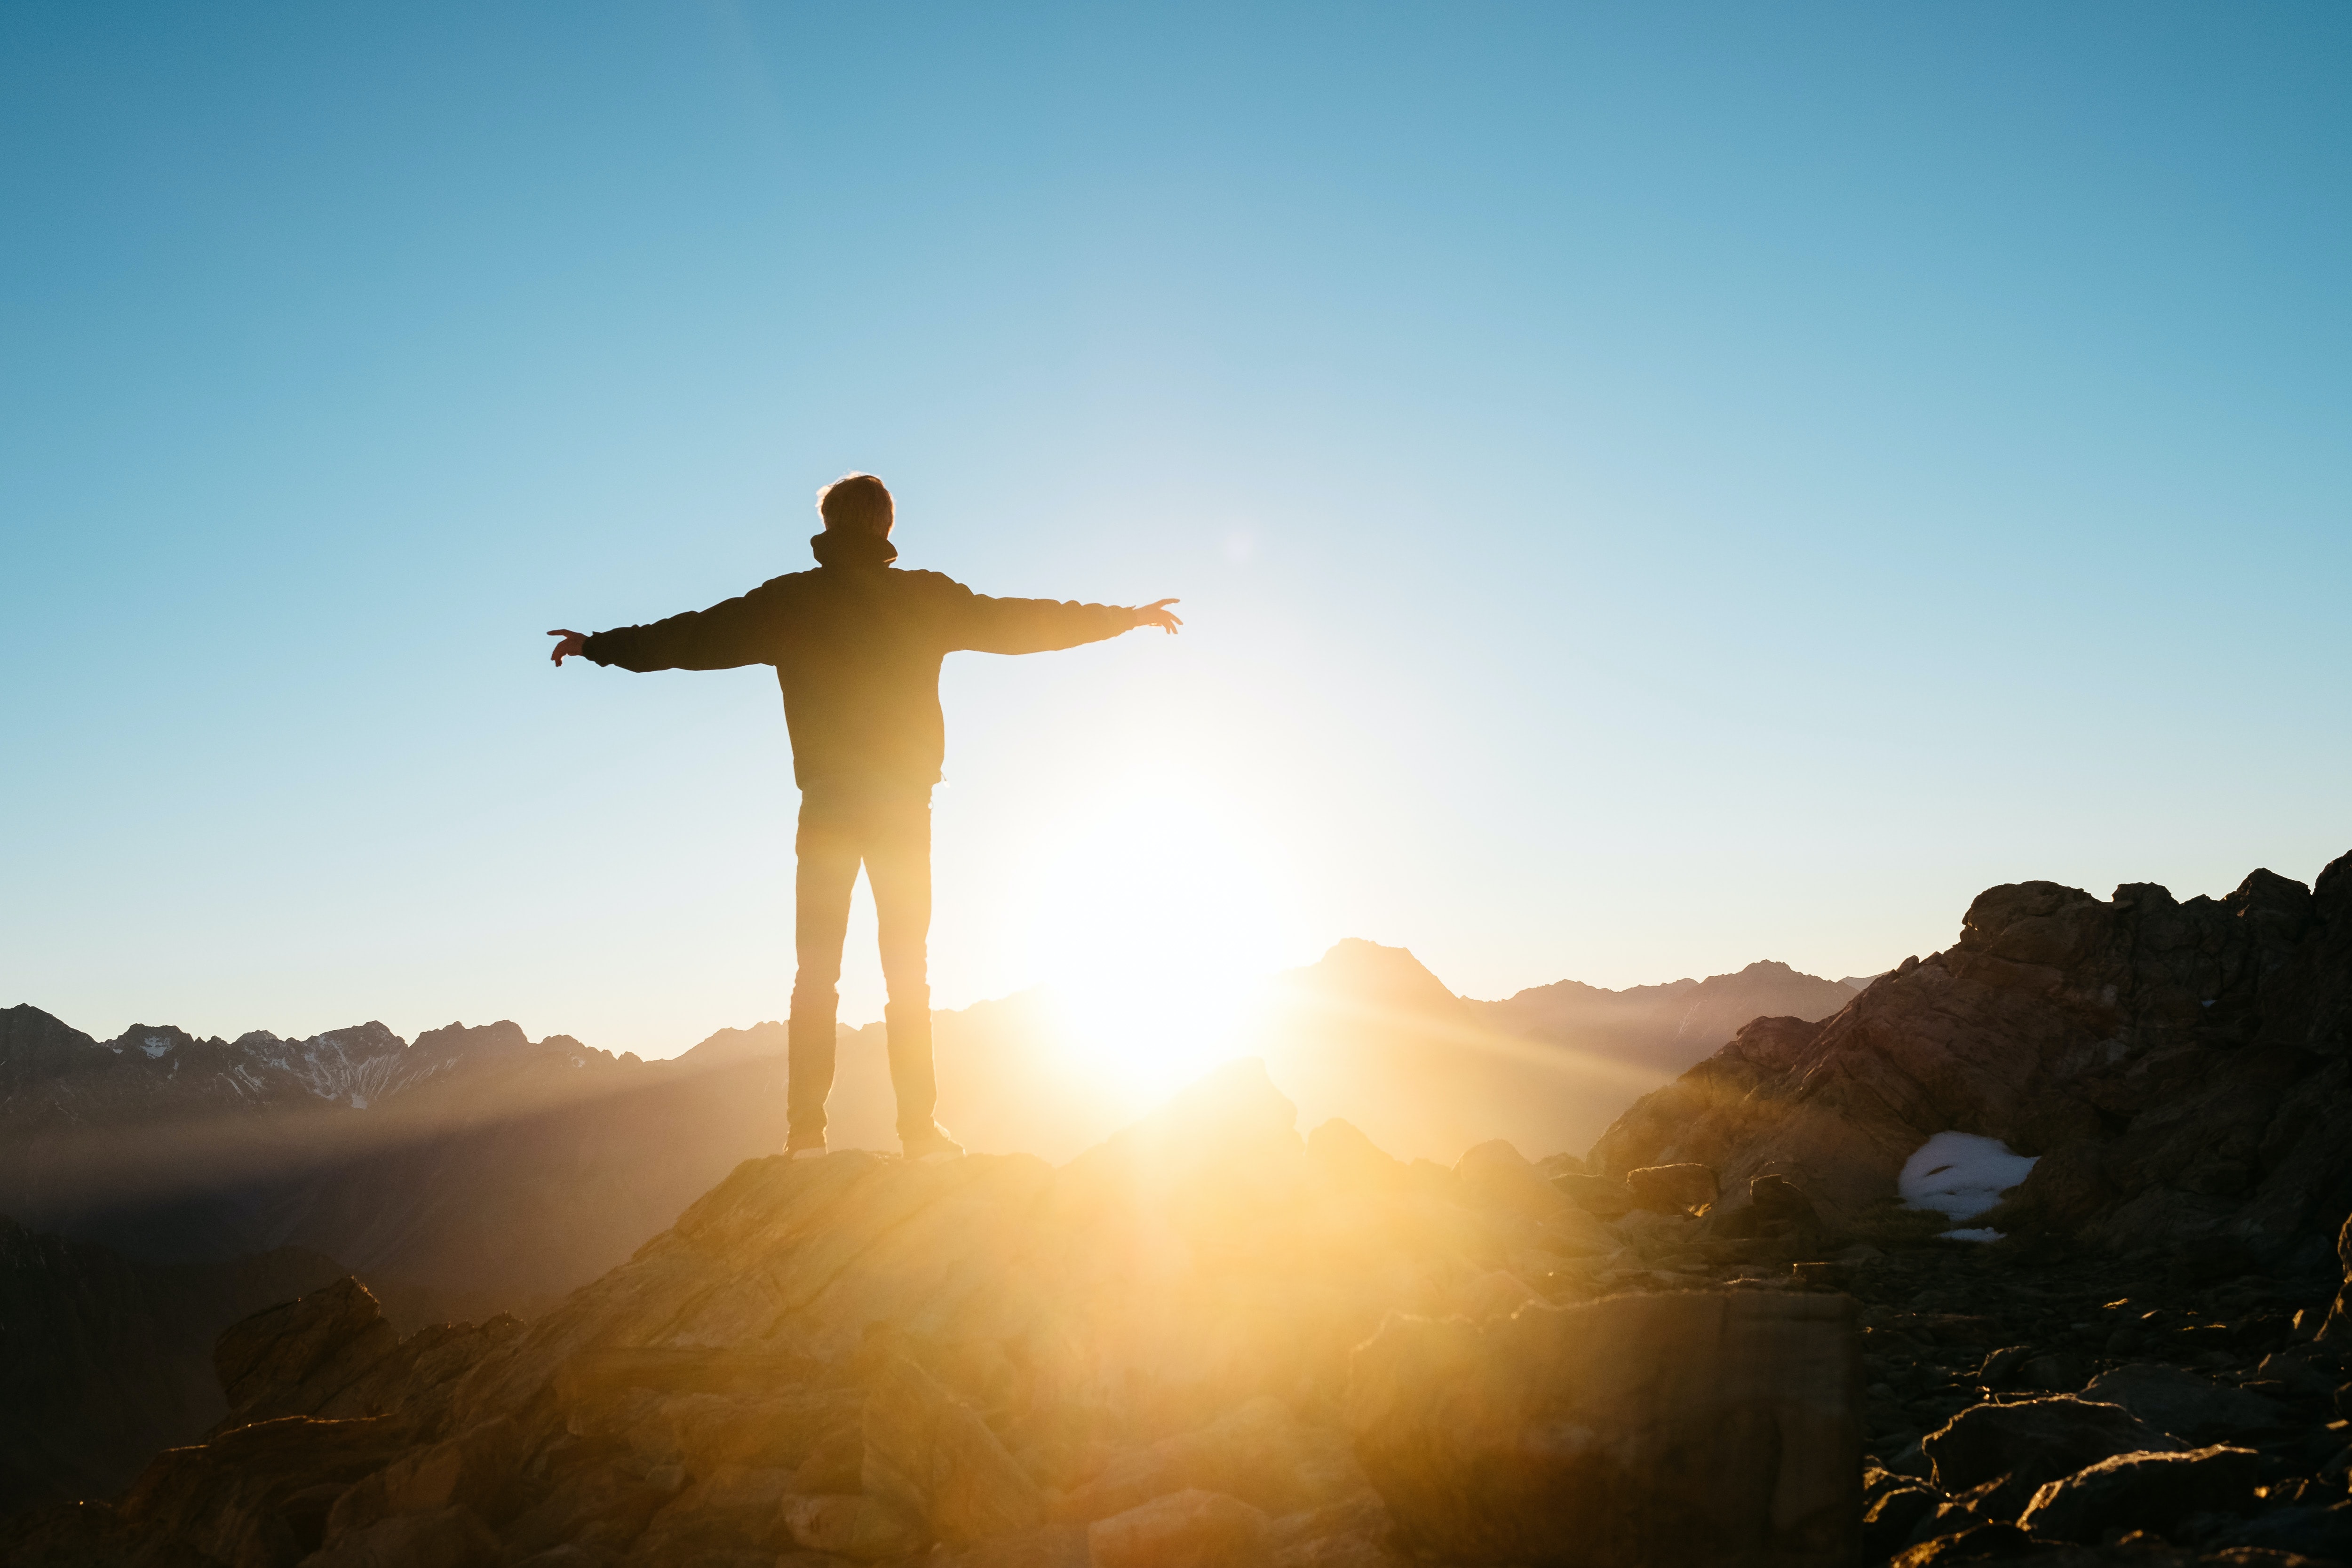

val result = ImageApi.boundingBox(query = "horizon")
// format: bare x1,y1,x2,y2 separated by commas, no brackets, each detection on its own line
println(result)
6,5,2348,1060
13,930,1874,1058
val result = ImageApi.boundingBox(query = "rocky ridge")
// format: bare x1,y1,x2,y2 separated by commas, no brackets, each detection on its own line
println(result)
1593,852,2352,1268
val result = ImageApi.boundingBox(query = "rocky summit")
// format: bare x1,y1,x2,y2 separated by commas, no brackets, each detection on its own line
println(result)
9,850,2352,1568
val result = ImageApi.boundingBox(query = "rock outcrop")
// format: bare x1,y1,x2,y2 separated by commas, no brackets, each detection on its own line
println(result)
10,1062,1872,1568
1591,852,2352,1268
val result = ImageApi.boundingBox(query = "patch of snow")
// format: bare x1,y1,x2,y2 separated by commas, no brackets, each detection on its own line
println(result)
1944,1227,2004,1243
141,1036,172,1059
1899,1130,2038,1224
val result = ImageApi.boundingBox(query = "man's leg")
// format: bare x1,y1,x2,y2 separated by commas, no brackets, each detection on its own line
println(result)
788,791,862,1147
865,790,938,1140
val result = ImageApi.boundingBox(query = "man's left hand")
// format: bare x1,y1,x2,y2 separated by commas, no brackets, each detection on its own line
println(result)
1131,599,1183,635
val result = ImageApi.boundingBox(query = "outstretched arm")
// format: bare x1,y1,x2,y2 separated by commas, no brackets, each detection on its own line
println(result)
547,583,788,672
953,590,1183,655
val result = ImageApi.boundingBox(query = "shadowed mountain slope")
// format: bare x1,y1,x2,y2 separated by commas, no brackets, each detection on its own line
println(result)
0,1219,347,1511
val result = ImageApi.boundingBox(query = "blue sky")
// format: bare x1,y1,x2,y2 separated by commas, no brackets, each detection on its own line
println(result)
4,3,2347,1055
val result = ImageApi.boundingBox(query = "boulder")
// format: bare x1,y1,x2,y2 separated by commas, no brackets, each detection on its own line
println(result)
2015,1443,2261,1543
1922,1396,2182,1520
2080,1364,2288,1443
1347,1289,1861,1566
1088,1489,1270,1568
862,1353,1044,1546
323,1417,523,1542
1549,1173,1634,1218
1748,1174,1819,1229
1624,1164,1717,1214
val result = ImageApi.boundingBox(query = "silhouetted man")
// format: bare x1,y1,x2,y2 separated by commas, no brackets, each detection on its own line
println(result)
550,474,1179,1161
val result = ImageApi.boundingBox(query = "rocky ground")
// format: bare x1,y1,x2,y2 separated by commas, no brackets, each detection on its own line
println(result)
2,1077,2348,1567
5,853,2346,1568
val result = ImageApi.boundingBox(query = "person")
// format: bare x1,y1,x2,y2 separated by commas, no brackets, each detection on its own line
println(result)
549,473,1180,1161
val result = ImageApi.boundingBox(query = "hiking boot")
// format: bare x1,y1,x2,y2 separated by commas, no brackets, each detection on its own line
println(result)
785,1133,827,1161
900,1122,963,1163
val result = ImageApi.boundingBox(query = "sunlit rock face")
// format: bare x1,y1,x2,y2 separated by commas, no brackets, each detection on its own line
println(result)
48,1060,1867,1568
1589,850,2352,1270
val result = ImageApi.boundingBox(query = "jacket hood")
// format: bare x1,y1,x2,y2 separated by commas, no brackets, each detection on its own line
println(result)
810,530,899,569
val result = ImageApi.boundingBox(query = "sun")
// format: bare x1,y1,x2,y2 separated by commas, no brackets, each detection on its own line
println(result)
1012,780,1297,1108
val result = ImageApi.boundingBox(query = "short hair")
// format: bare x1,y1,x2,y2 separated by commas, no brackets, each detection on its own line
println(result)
817,473,893,534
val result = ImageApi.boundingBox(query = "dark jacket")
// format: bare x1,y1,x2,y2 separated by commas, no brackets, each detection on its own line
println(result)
582,533,1136,791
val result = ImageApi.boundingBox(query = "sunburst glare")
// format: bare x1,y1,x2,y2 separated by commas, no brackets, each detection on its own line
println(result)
1011,779,1299,1110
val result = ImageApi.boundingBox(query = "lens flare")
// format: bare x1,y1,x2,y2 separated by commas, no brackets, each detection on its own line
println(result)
1012,780,1297,1110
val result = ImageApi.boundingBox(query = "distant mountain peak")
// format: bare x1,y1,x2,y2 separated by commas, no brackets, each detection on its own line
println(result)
1287,939,1464,1015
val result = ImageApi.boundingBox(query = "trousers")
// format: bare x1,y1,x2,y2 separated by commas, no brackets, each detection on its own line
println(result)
787,786,934,1140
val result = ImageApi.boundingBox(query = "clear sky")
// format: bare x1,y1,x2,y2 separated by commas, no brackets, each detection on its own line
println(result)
5,3,2347,1058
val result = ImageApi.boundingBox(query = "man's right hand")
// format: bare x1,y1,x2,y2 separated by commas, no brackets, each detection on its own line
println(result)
1130,599,1183,635
548,629,587,665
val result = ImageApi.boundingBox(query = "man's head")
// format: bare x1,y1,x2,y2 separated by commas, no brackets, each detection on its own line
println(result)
817,473,893,538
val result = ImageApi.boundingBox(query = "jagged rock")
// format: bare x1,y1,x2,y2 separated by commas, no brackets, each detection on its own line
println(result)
862,1353,1043,1546
1588,853,2352,1266
117,1415,413,1566
1923,1396,2183,1520
2081,1364,2288,1443
209,1277,522,1441
303,1504,502,1567
1087,1489,1270,1568
1549,1172,1634,1218
1625,1163,1716,1214
1748,1173,1819,1228
1347,1289,1861,1566
2017,1443,2262,1543
323,1416,524,1543
214,1278,402,1431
